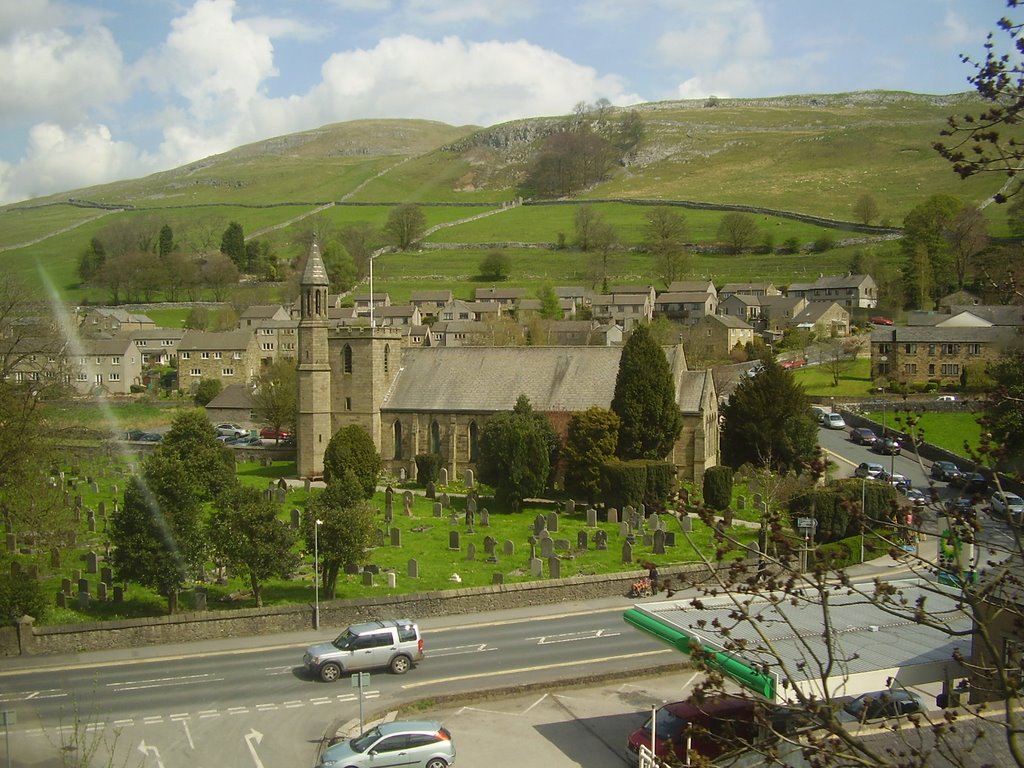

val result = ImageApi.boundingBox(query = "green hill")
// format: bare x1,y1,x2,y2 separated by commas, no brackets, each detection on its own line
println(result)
0,91,1008,304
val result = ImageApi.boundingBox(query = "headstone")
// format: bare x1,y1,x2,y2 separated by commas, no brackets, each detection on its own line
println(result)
665,531,676,547
679,487,689,505
374,528,385,546
653,529,666,555
449,530,460,551
621,540,633,564
404,491,413,515
101,566,112,584
503,540,515,557
275,488,287,504
194,587,207,610
9,562,20,577
540,538,554,558
480,508,489,527
87,513,96,533
607,508,618,524
533,515,546,536
407,559,419,578
73,569,81,581
78,578,89,595
466,543,476,561
362,571,374,587
385,486,394,517
529,557,543,577
467,495,477,515
554,539,570,551
679,516,693,533
390,527,401,547
345,562,360,575
618,521,629,538
463,468,474,487
304,478,312,492
753,493,763,508
547,511,559,532
98,500,106,517
86,551,98,574
113,585,124,603
483,536,496,556
433,502,443,518
61,578,72,595
587,508,598,528
399,467,407,482
565,499,575,515
364,563,380,575
77,590,90,609
425,481,436,499
440,492,450,509
464,507,475,528
387,572,396,589
50,548,61,569
548,557,561,579
291,509,301,529
737,495,746,511
439,467,448,485
647,513,659,531
56,591,66,609
643,534,654,547
577,530,588,550
5,533,15,554
91,481,99,494
492,572,503,585
595,529,608,550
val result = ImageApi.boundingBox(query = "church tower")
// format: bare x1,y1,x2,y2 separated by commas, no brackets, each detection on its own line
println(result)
296,239,332,479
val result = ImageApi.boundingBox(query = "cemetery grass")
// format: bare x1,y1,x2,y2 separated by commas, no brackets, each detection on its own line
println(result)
39,455,757,625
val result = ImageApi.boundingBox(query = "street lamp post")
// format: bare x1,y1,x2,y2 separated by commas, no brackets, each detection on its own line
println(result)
860,477,867,564
313,518,323,630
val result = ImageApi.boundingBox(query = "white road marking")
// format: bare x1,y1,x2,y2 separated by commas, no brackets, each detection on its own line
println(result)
0,688,67,702
526,628,621,644
108,674,223,692
197,710,219,719
427,643,495,657
226,707,249,715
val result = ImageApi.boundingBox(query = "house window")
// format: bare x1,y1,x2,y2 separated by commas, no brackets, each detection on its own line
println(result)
877,362,890,375
95,357,103,365
233,352,242,360
108,373,120,382
877,343,890,354
190,368,202,377
162,339,173,346
393,420,403,459
967,343,981,355
261,343,274,351
941,343,961,355
214,351,222,359
111,356,121,365
222,368,234,376
928,344,936,355
941,363,961,375
180,352,190,359
903,363,917,374
137,340,147,347
201,352,210,360
929,364,935,375
903,344,916,354
77,372,88,382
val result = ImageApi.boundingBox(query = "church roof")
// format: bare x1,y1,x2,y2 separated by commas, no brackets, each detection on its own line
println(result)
382,346,710,415
301,240,330,287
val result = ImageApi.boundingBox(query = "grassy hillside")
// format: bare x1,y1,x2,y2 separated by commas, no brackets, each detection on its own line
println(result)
0,91,1010,304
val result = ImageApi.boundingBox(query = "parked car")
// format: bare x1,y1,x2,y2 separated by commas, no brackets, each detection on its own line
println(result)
823,413,846,430
870,316,894,326
854,462,886,480
810,406,829,424
317,721,455,768
956,472,990,494
137,432,162,442
229,434,263,446
125,429,146,441
936,394,957,402
835,689,923,724
304,619,424,682
850,427,878,446
930,461,962,482
905,488,927,506
259,426,291,441
990,491,1024,523
882,472,911,493
873,437,901,456
626,696,762,766
780,357,806,370
215,422,248,437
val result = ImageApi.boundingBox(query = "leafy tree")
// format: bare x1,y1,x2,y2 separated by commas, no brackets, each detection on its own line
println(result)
320,240,358,292
720,360,818,474
250,360,297,442
986,346,1024,462
934,5,1024,199
153,409,236,502
562,407,620,504
207,485,298,608
303,470,376,599
158,224,174,259
716,212,760,253
852,193,880,225
77,236,106,283
536,283,562,320
613,110,645,154
900,194,961,307
220,221,246,269
340,221,380,277
519,130,616,198
383,204,426,250
164,251,201,302
0,571,47,625
611,325,682,460
574,205,600,252
945,204,989,289
193,378,222,406
589,221,619,294
201,252,240,301
322,424,382,498
479,251,511,281
644,206,689,286
477,395,552,511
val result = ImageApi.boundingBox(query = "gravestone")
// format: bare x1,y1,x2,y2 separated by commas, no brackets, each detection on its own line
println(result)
362,571,374,587
440,492,450,509
653,529,666,555
547,512,559,532
448,531,460,551
86,551,98,574
595,529,608,550
586,508,597,527
529,557,543,578
50,548,60,569
643,534,654,547
273,487,285,504
73,569,81,581
577,530,588,550
387,572,396,589
621,540,633,564
433,502,443,518
624,505,635,522
480,509,489,527
464,508,475,528
399,467,407,482
554,539,570,551
195,587,208,611
533,515,546,536
364,564,380,575
5,533,15,554
385,486,394,517
291,509,301,529
98,501,106,517
87,512,96,533
466,543,476,561
618,521,629,538
737,495,746,511
390,527,401,547
101,566,112,584
647,513,660,531
439,467,448,486
90,481,99,494
483,536,496,556
77,590,90,609
565,499,575,514
78,578,89,595
61,578,72,595
503,540,515,557
665,531,676,547
97,582,108,601
466,496,477,516
607,508,618,524
463,468,474,488
9,562,19,577
113,585,124,603
56,591,66,609
374,528,386,546
548,557,561,579
345,562,360,575
540,538,554,558
492,572,503,585
408,558,419,578
304,478,312,492
753,493,763,509
679,516,693,533
425,481,436,499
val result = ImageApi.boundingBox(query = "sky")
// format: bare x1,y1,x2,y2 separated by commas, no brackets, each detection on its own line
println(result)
0,0,1012,205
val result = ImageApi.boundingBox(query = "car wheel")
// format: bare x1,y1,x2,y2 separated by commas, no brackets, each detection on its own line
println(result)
390,654,411,674
320,662,342,682
425,759,448,768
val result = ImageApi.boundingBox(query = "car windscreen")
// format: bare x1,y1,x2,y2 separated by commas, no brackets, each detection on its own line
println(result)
643,708,687,739
332,630,357,650
350,726,383,753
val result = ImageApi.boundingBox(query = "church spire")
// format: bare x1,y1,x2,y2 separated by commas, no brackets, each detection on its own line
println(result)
301,238,330,288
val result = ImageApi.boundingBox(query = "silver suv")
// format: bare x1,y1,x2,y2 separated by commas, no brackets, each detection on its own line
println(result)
304,619,424,682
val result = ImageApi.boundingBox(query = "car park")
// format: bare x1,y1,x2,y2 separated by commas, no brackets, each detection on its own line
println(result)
905,488,927,506
304,619,424,682
626,696,762,766
317,720,455,768
215,422,248,437
883,473,911,493
849,427,878,446
990,491,1024,523
810,406,828,423
137,432,162,442
873,437,901,455
259,426,291,441
930,461,962,482
854,462,886,480
834,689,923,724
228,434,263,446
823,413,846,430
955,472,989,494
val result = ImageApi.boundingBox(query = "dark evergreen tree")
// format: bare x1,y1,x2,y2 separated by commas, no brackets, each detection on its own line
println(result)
611,325,682,460
720,360,818,474
303,470,376,599
702,465,734,511
322,424,382,499
563,407,620,504
220,221,246,269
477,395,552,511
158,224,174,259
153,409,236,501
986,347,1024,462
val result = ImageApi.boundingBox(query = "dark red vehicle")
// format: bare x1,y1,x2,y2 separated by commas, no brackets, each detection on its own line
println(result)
870,316,894,326
626,696,761,765
259,426,292,441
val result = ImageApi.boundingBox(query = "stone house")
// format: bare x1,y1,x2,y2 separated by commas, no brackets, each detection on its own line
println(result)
409,290,454,322
70,336,144,395
129,328,186,367
438,299,503,323
757,295,808,334
428,320,493,347
205,384,255,429
687,314,755,360
295,241,719,487
252,319,299,367
653,291,717,325
177,329,261,393
373,304,423,328
531,320,622,346
79,308,155,337
352,291,391,318
239,305,291,328
554,286,589,309
870,325,1019,386
667,280,717,297
474,286,526,308
718,294,761,324
719,282,780,300
785,274,877,309
791,301,850,337
589,292,653,328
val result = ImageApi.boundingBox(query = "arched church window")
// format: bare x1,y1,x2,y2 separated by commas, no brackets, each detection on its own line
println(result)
393,420,403,459
430,421,441,455
343,344,353,374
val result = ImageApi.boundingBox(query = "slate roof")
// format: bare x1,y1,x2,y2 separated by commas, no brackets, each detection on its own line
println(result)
870,326,1019,344
239,305,289,320
206,383,253,409
410,289,453,302
383,346,709,415
948,305,1024,326
130,328,186,341
708,314,753,329
301,240,329,286
179,329,255,351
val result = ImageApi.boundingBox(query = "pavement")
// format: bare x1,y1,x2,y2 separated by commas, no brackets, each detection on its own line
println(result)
1,548,931,768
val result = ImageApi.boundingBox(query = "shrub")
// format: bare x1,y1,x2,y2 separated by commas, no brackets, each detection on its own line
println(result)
599,460,647,509
644,461,675,507
702,465,734,511
193,378,222,405
0,571,47,625
415,453,443,485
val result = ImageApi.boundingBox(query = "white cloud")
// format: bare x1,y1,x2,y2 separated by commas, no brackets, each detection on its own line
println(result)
401,0,538,26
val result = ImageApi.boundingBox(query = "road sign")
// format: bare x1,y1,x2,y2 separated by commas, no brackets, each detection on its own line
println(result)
351,672,370,689
797,517,817,529
0,710,14,725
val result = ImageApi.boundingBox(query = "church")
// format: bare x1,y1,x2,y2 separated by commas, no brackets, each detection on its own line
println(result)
296,241,720,485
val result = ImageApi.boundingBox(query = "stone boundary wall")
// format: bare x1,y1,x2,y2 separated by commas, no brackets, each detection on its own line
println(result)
6,561,728,658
